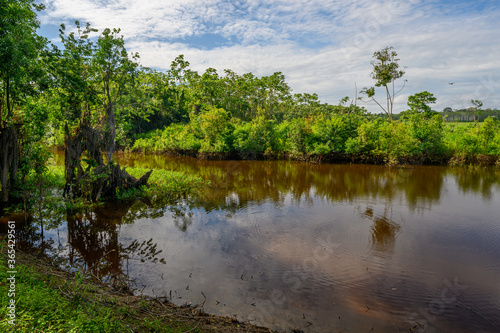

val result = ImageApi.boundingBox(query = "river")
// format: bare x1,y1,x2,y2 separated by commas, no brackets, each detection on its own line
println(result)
22,154,500,332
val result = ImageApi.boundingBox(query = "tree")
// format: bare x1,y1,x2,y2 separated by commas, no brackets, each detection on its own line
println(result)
470,99,483,122
220,69,252,120
0,0,47,202
50,23,150,201
48,22,98,126
360,46,406,120
259,72,291,120
402,91,437,119
93,27,139,161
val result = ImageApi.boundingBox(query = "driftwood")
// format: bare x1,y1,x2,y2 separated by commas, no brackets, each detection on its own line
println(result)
63,122,151,201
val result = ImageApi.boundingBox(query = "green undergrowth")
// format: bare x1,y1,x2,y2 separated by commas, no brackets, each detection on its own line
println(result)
132,110,500,166
0,248,201,333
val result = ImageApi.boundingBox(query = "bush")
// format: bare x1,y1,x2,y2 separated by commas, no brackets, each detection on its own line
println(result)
233,116,275,157
309,115,348,154
193,106,234,153
405,113,445,156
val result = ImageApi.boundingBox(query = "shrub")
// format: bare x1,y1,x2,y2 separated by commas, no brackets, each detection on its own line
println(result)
233,116,275,157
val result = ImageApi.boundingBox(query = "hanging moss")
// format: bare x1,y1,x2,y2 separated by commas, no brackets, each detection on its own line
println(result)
63,122,151,201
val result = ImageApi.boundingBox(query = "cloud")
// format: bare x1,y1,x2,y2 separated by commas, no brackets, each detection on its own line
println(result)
40,0,500,112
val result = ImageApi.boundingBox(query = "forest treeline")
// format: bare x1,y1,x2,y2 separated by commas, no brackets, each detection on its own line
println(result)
1,1,500,205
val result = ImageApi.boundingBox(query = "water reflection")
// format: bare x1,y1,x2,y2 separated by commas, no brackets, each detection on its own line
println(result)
50,152,500,211
451,167,500,200
66,209,122,284
33,201,169,287
21,153,500,332
365,207,401,256
113,154,497,213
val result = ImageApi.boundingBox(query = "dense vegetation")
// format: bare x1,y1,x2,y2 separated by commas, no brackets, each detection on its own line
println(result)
1,1,500,211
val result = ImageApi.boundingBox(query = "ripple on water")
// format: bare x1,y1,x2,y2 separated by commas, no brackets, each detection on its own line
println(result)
482,215,500,251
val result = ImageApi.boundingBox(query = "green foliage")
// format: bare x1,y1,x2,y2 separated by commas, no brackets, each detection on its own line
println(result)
405,113,445,155
371,46,405,88
133,112,500,166
470,99,483,122
0,0,47,122
443,117,500,158
440,106,500,122
273,120,292,154
309,115,348,154
119,167,209,205
193,106,234,153
402,91,437,119
233,116,275,157
376,121,420,163
345,118,385,155
286,118,309,154
345,117,427,163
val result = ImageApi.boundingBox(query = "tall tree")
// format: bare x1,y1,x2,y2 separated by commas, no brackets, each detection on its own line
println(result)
51,23,150,201
93,27,139,161
0,0,47,202
48,22,98,125
360,46,406,120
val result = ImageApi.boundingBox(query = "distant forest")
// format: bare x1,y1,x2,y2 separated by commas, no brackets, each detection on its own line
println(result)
392,108,500,122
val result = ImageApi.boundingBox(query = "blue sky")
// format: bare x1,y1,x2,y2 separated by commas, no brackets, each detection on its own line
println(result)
38,0,500,113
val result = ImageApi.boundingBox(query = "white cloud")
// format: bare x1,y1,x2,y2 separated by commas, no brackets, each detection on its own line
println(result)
40,0,500,112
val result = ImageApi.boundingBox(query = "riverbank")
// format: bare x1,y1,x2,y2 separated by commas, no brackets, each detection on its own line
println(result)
129,116,500,167
0,246,276,332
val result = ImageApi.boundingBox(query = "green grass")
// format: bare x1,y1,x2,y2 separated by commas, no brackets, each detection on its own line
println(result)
39,165,209,202
118,167,210,202
0,248,201,332
5,164,209,219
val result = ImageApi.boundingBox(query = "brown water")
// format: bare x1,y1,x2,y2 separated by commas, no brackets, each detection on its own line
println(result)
29,154,500,331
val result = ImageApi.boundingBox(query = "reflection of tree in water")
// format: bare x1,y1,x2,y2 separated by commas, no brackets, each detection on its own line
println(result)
170,205,194,232
1,214,55,252
58,152,500,215
450,167,500,200
66,202,166,287
121,199,195,233
140,159,446,214
364,207,401,256
67,210,121,284
124,239,166,264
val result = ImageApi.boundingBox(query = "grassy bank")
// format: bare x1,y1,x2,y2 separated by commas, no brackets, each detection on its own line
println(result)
0,247,273,332
0,246,199,332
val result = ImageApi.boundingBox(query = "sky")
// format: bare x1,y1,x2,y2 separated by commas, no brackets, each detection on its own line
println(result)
37,0,500,113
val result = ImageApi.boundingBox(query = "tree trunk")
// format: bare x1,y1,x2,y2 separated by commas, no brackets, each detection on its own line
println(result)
105,82,116,162
63,121,152,202
106,104,116,161
6,78,12,120
0,126,19,202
